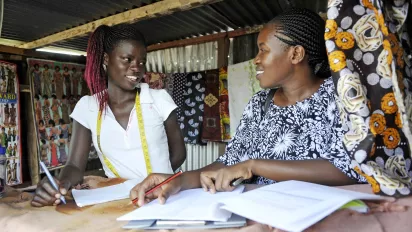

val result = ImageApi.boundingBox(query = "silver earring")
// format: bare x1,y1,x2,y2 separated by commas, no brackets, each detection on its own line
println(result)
103,64,107,71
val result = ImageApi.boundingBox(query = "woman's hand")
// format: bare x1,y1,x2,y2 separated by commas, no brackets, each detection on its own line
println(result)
130,173,182,207
31,177,71,207
365,199,407,213
200,161,253,193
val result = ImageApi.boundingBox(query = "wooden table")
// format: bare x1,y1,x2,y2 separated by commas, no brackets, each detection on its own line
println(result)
1,177,412,232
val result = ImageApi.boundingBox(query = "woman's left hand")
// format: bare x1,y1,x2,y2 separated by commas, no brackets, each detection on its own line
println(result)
200,160,253,193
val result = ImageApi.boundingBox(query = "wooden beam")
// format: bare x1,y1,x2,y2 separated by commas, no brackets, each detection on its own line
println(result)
147,25,262,52
0,45,25,55
18,0,223,50
227,25,263,38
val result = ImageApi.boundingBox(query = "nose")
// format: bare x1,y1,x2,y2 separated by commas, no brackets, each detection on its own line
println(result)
129,61,143,73
253,54,260,65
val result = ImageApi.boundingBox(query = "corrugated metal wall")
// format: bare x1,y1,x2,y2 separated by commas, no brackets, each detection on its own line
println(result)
146,42,225,171
181,142,221,171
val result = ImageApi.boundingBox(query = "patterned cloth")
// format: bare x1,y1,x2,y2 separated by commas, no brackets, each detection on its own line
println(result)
217,78,364,184
164,73,174,97
144,72,167,89
182,72,205,144
219,67,231,141
228,60,261,137
326,0,412,196
201,69,222,141
171,73,187,126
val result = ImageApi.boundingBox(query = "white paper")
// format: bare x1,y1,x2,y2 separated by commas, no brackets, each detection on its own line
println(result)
117,186,245,222
72,178,143,207
219,180,385,232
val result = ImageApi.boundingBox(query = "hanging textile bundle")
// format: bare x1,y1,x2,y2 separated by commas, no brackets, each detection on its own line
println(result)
326,0,412,196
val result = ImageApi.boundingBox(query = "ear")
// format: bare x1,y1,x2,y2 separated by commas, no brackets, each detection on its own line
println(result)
103,52,109,66
290,45,305,65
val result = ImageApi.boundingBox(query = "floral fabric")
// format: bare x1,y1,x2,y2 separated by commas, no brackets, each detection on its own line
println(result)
326,0,412,196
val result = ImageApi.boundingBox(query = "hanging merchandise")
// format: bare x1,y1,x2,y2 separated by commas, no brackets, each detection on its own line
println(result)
144,72,167,89
163,73,174,97
0,61,22,186
182,72,206,144
172,73,187,128
27,58,97,173
326,0,412,196
219,67,231,141
227,60,261,137
201,69,222,142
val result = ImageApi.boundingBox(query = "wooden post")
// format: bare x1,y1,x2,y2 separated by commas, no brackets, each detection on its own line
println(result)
27,77,40,184
217,36,230,68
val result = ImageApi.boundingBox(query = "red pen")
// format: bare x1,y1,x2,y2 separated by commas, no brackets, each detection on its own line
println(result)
130,170,183,205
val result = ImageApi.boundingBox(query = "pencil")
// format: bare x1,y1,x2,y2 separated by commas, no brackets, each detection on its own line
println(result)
130,170,183,205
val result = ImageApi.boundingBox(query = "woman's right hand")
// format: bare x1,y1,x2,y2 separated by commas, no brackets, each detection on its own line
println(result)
130,173,182,207
31,177,71,207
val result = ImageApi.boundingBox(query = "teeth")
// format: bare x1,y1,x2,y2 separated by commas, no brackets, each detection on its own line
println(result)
126,76,138,81
256,71,264,75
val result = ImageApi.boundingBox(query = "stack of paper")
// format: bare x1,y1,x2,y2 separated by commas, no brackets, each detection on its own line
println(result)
117,186,245,222
72,178,143,207
219,180,385,232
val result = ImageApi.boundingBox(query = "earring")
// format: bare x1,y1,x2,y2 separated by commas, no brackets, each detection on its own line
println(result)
103,64,107,71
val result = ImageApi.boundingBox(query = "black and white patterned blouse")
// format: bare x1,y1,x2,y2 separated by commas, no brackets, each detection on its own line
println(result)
217,77,364,184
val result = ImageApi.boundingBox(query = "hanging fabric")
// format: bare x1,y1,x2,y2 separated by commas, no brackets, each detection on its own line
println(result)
164,73,174,97
171,73,187,128
219,67,231,141
201,69,222,142
182,72,206,144
326,0,412,196
227,60,261,137
144,72,167,89
145,42,219,73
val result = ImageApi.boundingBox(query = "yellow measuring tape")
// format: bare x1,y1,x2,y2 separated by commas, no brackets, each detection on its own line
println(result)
96,92,152,177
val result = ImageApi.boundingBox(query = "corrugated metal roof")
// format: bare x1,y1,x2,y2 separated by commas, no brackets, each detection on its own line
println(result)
1,0,161,41
1,0,329,52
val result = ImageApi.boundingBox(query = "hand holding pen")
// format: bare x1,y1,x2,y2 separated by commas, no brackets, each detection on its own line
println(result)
31,161,71,207
130,170,184,207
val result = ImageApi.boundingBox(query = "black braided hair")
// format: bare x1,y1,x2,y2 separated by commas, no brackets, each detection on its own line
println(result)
85,24,146,112
268,8,330,78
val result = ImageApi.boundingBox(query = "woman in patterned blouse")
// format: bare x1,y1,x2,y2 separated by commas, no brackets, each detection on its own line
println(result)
130,8,364,206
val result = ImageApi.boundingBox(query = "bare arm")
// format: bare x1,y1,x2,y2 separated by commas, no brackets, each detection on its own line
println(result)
249,159,357,186
58,120,92,186
32,120,92,207
164,110,186,171
180,161,226,190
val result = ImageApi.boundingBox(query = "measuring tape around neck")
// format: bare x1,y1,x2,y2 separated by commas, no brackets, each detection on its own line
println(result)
96,91,152,177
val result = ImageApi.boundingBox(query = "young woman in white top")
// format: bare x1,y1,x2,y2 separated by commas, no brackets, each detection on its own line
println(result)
31,24,186,207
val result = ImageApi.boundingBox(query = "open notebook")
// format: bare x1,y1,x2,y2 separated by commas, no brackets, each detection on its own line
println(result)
219,180,385,232
117,181,385,231
72,178,143,207
117,186,245,222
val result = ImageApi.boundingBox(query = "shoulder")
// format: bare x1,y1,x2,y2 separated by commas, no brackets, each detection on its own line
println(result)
141,84,177,121
318,77,336,99
74,95,99,112
249,89,272,106
146,86,175,104
148,88,168,99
